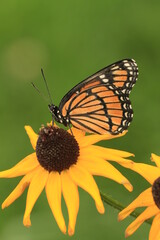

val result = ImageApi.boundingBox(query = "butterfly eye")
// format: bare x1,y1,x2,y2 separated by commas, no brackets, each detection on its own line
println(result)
48,104,56,113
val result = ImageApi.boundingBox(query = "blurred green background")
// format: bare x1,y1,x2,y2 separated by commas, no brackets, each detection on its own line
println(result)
0,1,160,239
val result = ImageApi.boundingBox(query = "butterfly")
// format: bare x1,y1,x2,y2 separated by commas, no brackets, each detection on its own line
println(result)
48,59,138,135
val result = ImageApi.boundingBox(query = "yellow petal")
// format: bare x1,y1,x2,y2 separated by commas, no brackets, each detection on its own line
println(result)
47,121,53,126
0,153,39,178
23,167,48,227
45,172,66,234
128,163,160,184
78,131,127,147
85,145,134,158
2,168,37,209
47,121,57,127
24,126,38,150
61,171,79,236
78,156,132,192
80,146,134,167
67,127,85,140
149,213,160,240
151,153,160,168
69,164,104,214
118,187,154,221
125,205,159,238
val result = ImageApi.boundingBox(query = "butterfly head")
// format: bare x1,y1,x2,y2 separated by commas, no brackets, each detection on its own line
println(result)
48,104,68,127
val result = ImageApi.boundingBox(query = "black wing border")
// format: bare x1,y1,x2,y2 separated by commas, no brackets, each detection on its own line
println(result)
59,58,137,111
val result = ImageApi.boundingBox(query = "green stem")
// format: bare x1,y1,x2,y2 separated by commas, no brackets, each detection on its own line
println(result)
100,191,152,225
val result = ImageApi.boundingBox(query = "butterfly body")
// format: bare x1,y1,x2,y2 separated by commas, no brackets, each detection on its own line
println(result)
49,59,138,135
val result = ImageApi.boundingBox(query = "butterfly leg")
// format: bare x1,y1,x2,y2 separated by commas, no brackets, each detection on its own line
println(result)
68,124,73,136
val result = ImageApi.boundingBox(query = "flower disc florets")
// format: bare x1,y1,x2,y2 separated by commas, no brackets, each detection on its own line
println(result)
36,126,79,173
152,177,160,209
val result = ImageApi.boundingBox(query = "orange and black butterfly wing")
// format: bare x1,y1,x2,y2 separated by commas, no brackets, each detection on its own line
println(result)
103,58,138,91
59,59,138,134
59,84,133,134
59,59,138,116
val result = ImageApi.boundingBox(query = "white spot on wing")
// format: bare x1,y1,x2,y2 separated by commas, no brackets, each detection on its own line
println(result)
123,103,127,109
123,120,127,125
124,63,130,67
109,86,114,90
125,112,128,118
100,74,105,79
120,96,124,101
114,130,118,134
111,66,119,70
102,78,109,83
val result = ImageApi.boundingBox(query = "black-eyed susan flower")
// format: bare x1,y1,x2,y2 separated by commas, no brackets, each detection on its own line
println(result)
0,123,134,236
118,153,160,240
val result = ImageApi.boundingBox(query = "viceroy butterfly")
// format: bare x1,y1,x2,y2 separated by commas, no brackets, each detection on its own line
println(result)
47,59,138,135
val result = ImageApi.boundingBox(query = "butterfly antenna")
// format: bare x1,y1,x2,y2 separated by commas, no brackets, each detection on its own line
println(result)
31,82,48,103
41,68,53,104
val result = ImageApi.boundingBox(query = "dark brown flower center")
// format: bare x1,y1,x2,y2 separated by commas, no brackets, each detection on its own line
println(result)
36,125,79,173
152,177,160,209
